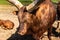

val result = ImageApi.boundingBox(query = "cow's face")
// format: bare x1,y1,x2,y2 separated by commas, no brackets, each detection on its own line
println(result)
18,14,32,35
18,22,29,35
18,8,33,35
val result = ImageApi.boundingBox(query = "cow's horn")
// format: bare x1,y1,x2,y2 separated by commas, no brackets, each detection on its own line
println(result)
8,0,24,9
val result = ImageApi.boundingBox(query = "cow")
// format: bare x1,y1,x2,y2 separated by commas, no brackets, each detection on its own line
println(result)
0,20,14,30
8,0,56,40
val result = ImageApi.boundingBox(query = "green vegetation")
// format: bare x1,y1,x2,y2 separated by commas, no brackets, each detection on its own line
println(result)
51,0,60,3
0,0,59,5
0,0,9,5
19,0,32,5
0,0,32,5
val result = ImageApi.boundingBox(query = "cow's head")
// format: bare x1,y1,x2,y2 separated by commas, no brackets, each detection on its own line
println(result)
8,0,45,35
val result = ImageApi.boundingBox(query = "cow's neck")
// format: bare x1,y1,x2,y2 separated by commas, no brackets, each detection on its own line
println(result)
36,0,51,20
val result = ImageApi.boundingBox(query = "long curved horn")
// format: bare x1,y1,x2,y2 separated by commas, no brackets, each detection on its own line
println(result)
8,0,24,9
26,0,44,12
8,0,44,12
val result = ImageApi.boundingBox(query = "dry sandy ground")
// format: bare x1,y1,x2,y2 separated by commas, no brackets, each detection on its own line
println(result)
0,5,60,40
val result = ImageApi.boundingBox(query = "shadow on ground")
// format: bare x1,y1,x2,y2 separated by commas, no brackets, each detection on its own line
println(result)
7,33,35,40
52,27,60,37
7,26,60,40
7,27,35,40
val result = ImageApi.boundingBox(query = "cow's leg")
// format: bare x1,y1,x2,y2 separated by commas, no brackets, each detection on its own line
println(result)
48,26,52,40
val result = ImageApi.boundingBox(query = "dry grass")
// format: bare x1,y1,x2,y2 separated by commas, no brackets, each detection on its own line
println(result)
0,5,19,40
0,5,18,13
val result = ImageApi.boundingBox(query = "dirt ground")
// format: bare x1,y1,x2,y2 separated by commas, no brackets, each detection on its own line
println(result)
0,5,60,40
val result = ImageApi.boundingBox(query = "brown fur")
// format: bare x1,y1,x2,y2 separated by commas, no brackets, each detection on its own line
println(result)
18,0,56,40
0,20,14,30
